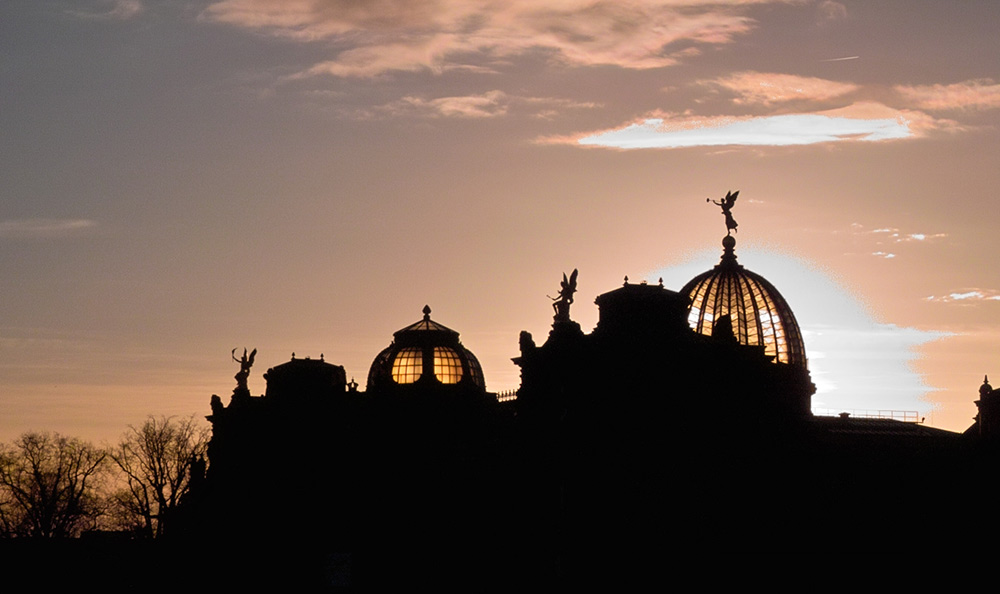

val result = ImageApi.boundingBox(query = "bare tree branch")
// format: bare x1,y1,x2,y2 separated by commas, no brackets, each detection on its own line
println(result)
0,432,108,538
109,416,209,538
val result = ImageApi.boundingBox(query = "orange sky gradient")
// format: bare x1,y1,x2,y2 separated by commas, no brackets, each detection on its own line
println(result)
3,0,1000,442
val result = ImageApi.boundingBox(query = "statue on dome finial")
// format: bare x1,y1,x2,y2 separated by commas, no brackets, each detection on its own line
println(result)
549,269,578,322
708,190,739,235
232,347,256,395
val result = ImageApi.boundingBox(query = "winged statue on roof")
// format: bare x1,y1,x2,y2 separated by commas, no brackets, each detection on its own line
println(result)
709,190,739,235
232,347,256,393
550,269,578,322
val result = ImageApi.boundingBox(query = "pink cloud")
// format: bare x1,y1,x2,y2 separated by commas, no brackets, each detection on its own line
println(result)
203,0,777,77
299,37,467,78
895,79,1000,111
391,90,510,118
707,71,859,105
361,90,599,119
202,0,446,40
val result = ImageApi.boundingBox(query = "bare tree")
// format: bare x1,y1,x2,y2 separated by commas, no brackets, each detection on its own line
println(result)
0,432,108,538
109,415,209,538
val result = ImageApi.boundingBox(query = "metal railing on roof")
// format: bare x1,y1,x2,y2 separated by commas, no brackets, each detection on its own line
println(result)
813,408,921,423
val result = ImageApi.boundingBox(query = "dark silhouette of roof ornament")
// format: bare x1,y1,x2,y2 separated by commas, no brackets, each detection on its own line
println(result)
550,269,578,322
231,347,256,396
973,374,1000,439
681,195,807,367
709,189,739,235
393,304,454,333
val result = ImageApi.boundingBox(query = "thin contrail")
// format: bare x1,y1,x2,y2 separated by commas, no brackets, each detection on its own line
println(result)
820,56,860,62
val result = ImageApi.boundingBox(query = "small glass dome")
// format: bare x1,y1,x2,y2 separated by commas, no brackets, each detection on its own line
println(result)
367,305,486,391
680,235,807,367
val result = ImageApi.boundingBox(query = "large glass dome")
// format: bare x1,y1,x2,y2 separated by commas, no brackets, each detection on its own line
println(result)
680,235,807,367
366,305,486,391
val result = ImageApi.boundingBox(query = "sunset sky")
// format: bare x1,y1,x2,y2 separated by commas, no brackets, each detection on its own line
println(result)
3,0,1000,442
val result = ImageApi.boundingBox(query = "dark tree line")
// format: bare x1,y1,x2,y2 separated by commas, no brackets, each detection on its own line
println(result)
0,416,208,539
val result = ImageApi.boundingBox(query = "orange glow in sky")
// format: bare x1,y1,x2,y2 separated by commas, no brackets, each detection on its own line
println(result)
3,1,1000,441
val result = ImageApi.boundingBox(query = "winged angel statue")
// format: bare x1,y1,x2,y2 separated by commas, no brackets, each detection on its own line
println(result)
550,269,578,322
232,347,256,393
709,190,739,235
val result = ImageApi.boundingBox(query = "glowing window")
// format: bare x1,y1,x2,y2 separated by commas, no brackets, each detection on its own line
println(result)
391,347,423,384
433,347,463,384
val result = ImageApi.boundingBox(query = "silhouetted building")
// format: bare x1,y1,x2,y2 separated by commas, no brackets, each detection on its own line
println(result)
190,229,989,588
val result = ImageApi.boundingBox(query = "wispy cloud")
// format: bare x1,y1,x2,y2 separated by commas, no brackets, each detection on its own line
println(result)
393,90,511,119
925,289,1000,304
706,71,859,106
706,74,1000,115
361,90,598,119
844,223,947,259
540,102,950,149
0,219,97,239
866,227,948,243
895,79,1000,111
70,0,143,20
553,72,970,151
816,1,848,23
522,96,602,119
203,0,777,78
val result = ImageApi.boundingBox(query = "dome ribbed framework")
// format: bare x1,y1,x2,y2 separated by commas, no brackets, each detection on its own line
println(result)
366,305,485,391
680,236,807,367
